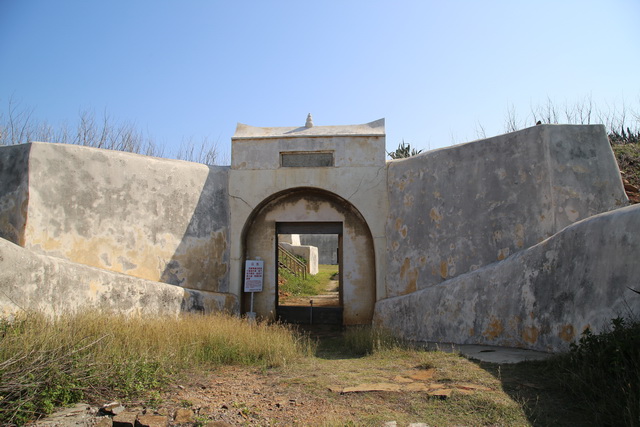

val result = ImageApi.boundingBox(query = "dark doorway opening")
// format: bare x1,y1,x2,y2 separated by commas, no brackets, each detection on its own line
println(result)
276,222,343,325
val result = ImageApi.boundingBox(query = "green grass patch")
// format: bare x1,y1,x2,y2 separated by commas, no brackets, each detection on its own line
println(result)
316,264,339,291
279,264,338,297
279,268,321,296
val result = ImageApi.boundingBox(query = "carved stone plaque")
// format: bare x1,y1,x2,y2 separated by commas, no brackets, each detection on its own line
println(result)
280,152,334,167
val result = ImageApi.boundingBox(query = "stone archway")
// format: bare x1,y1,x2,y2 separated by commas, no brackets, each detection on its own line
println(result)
241,187,376,325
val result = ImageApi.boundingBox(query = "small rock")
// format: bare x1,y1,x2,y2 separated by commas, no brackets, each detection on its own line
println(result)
136,414,168,427
173,407,194,424
95,416,114,427
101,401,125,416
342,383,402,393
204,422,234,427
455,382,492,391
402,383,430,392
383,422,397,427
113,411,137,427
408,368,436,381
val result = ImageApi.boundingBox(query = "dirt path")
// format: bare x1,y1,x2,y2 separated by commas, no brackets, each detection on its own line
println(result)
280,279,339,307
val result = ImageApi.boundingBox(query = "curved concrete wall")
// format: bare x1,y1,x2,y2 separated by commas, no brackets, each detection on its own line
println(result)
385,125,627,298
0,237,237,318
1,142,230,293
375,204,640,352
1,123,636,351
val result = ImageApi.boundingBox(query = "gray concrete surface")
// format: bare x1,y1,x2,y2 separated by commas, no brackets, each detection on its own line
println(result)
0,123,636,355
385,124,627,298
423,342,553,364
0,142,230,293
230,119,388,323
375,204,640,352
0,236,237,317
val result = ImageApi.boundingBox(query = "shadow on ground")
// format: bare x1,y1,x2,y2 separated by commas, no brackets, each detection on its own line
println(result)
296,325,594,426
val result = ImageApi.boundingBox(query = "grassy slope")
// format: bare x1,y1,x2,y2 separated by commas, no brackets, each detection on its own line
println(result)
613,143,640,203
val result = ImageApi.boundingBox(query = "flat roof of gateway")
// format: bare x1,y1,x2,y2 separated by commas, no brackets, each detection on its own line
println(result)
232,118,385,140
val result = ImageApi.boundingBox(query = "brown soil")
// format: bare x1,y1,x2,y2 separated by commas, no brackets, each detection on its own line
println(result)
154,365,356,425
280,280,340,307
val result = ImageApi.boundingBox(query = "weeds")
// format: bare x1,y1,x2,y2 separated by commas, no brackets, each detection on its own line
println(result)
0,310,313,425
551,316,640,426
278,268,321,297
342,325,405,356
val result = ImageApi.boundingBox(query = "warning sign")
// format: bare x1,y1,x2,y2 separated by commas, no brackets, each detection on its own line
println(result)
244,260,264,292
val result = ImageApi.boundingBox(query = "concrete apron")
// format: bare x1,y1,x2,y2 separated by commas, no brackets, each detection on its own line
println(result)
419,342,553,364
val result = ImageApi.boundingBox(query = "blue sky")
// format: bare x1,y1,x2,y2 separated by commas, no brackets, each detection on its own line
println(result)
1,0,638,163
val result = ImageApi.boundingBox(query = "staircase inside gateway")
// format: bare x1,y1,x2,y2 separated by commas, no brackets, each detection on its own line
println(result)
276,237,342,325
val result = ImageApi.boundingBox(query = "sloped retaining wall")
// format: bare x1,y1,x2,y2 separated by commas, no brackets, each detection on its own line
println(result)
0,142,231,293
0,237,237,318
386,125,627,298
374,204,640,352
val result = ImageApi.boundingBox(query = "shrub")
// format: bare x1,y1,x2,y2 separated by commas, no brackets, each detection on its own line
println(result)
552,317,640,426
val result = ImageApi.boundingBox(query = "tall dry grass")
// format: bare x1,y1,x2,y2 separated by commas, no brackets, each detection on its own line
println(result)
0,310,313,425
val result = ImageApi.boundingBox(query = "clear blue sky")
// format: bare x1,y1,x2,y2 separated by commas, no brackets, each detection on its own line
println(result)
1,0,638,163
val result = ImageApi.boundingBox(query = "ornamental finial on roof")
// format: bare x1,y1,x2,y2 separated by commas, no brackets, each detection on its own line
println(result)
305,113,313,128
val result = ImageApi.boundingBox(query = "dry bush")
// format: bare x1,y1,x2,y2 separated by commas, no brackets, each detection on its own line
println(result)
0,97,222,165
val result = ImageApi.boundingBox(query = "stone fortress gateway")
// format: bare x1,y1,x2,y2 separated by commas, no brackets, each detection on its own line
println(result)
1,116,639,352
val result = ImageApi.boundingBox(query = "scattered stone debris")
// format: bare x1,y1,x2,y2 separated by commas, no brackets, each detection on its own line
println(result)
100,402,125,416
27,401,192,427
28,366,495,425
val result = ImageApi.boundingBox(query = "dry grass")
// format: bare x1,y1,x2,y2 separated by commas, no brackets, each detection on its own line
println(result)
3,313,633,426
0,310,314,425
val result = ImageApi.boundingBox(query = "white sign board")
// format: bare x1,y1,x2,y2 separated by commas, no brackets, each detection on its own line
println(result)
244,260,264,292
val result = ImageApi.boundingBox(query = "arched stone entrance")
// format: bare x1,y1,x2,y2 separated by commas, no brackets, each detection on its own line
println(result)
241,187,376,325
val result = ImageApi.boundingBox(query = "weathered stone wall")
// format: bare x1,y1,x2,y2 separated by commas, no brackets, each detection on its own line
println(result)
230,120,388,317
375,204,640,352
386,125,627,297
243,189,376,324
0,237,237,318
0,143,30,245
2,142,230,293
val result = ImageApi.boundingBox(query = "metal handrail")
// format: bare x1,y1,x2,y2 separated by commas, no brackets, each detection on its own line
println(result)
278,244,307,279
